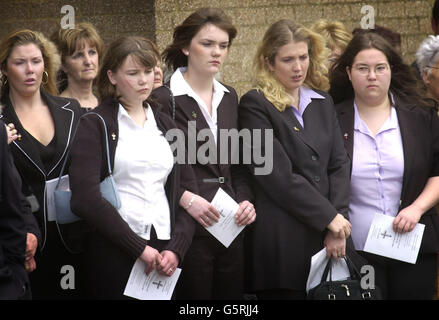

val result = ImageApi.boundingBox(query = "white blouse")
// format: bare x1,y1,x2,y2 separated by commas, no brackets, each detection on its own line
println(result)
113,103,174,240
170,67,229,144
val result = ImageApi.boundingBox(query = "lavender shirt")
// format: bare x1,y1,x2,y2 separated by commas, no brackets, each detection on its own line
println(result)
291,86,324,128
349,102,404,250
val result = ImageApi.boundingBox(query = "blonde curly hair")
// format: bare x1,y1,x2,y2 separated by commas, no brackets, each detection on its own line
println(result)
253,19,329,112
0,29,61,97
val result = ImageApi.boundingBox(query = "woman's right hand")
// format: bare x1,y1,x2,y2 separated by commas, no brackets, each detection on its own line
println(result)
140,245,162,275
180,191,220,228
327,213,351,239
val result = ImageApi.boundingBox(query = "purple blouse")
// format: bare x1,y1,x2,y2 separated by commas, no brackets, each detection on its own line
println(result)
291,86,324,128
349,101,404,250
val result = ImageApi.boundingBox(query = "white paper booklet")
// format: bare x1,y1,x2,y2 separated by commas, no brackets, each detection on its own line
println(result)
363,213,424,264
206,188,245,248
124,258,181,300
306,248,351,293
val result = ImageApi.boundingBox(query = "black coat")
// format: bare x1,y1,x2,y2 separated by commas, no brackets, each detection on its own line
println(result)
238,89,351,291
153,84,254,237
0,122,31,299
69,97,196,262
336,97,439,254
1,91,83,249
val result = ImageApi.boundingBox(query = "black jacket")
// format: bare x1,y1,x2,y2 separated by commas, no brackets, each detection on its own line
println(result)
238,89,351,291
0,122,31,299
69,97,196,262
153,84,254,237
1,91,82,251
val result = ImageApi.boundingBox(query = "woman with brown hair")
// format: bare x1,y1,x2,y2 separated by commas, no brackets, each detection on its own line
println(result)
69,36,196,299
330,32,439,299
153,7,256,299
51,22,103,110
238,19,351,299
0,29,83,299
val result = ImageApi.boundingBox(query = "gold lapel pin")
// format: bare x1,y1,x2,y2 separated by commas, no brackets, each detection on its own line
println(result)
191,111,197,119
293,126,300,132
17,133,22,141
111,133,116,141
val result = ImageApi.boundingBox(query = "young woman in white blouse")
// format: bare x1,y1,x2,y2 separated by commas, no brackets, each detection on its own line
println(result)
154,8,256,299
69,36,196,299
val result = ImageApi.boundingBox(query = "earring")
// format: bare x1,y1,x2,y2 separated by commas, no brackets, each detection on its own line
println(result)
41,71,48,85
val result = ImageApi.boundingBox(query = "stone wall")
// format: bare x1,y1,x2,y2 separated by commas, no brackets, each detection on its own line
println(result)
156,0,436,96
0,0,435,97
0,0,155,47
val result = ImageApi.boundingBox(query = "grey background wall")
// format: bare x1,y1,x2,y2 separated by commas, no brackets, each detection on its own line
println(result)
0,0,435,96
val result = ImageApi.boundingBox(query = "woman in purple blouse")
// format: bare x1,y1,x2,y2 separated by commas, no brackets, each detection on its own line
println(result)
330,32,439,300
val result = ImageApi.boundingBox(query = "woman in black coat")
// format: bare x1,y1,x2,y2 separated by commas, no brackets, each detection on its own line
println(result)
0,120,38,299
153,8,256,299
329,32,439,299
0,29,83,299
238,19,352,300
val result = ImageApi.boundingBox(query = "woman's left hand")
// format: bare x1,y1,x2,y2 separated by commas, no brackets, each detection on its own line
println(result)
157,250,179,277
235,201,256,226
393,204,423,233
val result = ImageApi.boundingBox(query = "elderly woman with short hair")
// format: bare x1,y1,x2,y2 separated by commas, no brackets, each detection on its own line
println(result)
416,35,439,104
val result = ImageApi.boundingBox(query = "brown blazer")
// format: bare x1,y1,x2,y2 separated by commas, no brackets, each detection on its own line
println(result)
238,89,351,292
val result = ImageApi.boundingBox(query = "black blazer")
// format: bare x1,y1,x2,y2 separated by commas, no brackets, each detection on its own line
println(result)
0,91,83,250
0,123,30,299
336,97,439,254
69,98,196,262
153,84,254,237
238,89,350,292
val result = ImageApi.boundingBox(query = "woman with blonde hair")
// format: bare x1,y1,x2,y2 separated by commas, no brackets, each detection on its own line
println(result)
310,19,352,68
238,19,351,299
51,22,103,110
0,29,83,299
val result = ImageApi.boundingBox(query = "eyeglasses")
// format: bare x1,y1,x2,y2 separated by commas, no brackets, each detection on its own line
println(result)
352,64,390,76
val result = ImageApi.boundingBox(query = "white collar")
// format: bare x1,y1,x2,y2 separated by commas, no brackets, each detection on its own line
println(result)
170,67,229,97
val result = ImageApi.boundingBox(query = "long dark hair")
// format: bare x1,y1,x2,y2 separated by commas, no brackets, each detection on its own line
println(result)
162,7,237,72
329,32,424,106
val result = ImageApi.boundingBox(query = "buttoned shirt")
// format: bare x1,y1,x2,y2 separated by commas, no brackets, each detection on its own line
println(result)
349,101,404,250
113,104,174,240
170,67,229,144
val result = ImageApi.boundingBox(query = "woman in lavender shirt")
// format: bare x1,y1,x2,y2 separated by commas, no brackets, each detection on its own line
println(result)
330,32,439,300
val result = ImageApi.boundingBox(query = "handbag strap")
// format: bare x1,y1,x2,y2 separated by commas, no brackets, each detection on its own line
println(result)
320,255,363,283
163,84,175,120
55,112,112,189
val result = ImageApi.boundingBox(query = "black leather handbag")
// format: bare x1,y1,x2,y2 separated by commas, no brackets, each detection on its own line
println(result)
307,255,382,300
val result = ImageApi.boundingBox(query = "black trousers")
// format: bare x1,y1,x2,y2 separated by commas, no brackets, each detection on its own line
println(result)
83,227,167,300
29,223,84,300
358,251,438,300
176,234,244,300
